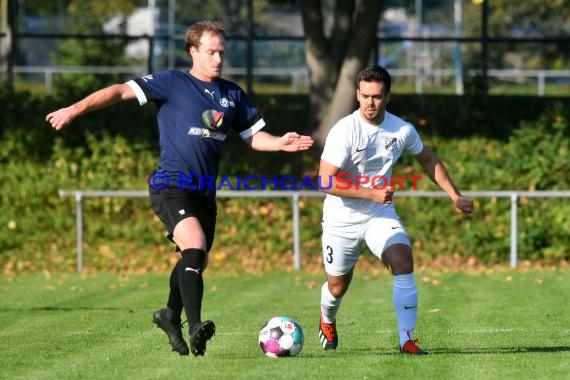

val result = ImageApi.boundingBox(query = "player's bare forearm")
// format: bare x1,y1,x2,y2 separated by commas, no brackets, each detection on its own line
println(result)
431,161,461,200
46,84,135,130
247,131,314,152
415,148,473,214
431,166,473,213
416,148,457,197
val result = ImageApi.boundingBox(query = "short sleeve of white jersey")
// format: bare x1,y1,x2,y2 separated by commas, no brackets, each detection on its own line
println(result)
405,125,424,155
320,119,351,168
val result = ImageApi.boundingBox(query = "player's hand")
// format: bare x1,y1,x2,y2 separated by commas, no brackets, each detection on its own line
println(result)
455,196,474,214
46,106,76,131
280,132,314,152
371,185,396,204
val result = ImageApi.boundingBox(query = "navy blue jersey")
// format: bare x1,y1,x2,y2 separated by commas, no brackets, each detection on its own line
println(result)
127,70,265,191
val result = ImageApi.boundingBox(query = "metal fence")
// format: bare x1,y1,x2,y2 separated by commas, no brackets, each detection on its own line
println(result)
58,189,570,272
2,29,569,97
11,65,570,96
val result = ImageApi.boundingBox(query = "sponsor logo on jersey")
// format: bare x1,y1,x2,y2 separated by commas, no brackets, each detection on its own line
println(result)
187,127,227,141
201,109,224,129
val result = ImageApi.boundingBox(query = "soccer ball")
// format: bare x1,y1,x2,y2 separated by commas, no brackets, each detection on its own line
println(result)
258,316,304,358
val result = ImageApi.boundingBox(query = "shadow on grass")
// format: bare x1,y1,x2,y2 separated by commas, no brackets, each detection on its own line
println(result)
283,345,570,358
426,346,570,354
0,306,140,311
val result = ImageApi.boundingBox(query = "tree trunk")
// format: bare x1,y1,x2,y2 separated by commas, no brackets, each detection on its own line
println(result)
301,0,337,137
301,0,382,146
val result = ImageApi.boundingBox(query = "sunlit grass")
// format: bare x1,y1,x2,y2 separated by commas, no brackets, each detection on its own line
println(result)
1,270,568,379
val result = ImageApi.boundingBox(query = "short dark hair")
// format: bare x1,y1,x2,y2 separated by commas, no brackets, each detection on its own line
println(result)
184,20,226,53
357,65,391,93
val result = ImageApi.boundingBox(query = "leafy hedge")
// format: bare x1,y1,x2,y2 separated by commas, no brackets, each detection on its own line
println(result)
1,88,568,274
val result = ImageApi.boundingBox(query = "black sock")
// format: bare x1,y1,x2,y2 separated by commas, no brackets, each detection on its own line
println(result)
178,248,206,331
166,260,183,324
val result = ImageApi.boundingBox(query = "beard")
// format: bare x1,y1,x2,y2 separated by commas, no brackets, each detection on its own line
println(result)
362,107,384,124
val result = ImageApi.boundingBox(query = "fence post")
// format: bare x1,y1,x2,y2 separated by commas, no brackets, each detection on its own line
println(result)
292,193,301,270
537,71,545,96
510,193,518,268
74,191,84,272
45,67,53,95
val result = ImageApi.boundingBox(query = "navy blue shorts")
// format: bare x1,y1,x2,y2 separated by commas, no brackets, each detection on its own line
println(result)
149,187,217,252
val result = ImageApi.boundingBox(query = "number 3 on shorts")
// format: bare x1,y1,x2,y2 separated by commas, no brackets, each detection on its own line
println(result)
325,245,333,264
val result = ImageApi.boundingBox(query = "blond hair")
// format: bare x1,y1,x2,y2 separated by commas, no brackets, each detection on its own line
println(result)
184,20,225,53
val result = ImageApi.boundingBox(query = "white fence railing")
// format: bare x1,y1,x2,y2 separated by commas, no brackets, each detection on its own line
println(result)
12,66,570,96
58,189,570,272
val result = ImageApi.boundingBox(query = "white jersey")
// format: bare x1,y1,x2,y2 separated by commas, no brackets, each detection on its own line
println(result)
321,110,424,224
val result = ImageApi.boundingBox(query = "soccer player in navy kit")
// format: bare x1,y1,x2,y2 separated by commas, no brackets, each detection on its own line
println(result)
317,66,473,355
46,20,313,357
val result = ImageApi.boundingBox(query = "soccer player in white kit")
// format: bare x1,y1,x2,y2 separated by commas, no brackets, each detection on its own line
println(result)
318,65,473,354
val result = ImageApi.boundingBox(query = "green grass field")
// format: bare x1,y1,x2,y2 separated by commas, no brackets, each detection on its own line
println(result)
1,269,569,380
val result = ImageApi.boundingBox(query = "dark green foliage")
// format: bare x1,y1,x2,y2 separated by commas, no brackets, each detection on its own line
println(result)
1,88,568,272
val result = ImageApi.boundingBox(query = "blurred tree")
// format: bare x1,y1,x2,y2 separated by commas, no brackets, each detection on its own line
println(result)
473,0,569,37
20,0,72,17
300,0,382,145
173,0,269,36
463,0,570,70
51,0,142,96
167,0,270,70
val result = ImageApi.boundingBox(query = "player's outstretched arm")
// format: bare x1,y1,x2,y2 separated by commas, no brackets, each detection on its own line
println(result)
46,83,136,131
246,131,314,152
414,147,474,214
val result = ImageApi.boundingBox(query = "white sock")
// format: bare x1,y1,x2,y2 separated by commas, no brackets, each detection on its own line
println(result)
320,282,342,323
393,273,418,347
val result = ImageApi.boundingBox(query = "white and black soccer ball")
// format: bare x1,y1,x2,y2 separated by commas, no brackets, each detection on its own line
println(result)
258,316,304,357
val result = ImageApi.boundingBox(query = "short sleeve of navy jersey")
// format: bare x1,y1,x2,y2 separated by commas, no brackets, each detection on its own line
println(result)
226,84,262,134
132,71,173,103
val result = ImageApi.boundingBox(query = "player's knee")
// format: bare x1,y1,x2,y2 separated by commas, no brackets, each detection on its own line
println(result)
390,261,413,275
382,245,414,275
328,281,349,298
180,248,207,271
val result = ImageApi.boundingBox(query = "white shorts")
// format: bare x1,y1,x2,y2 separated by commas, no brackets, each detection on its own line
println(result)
321,209,411,276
